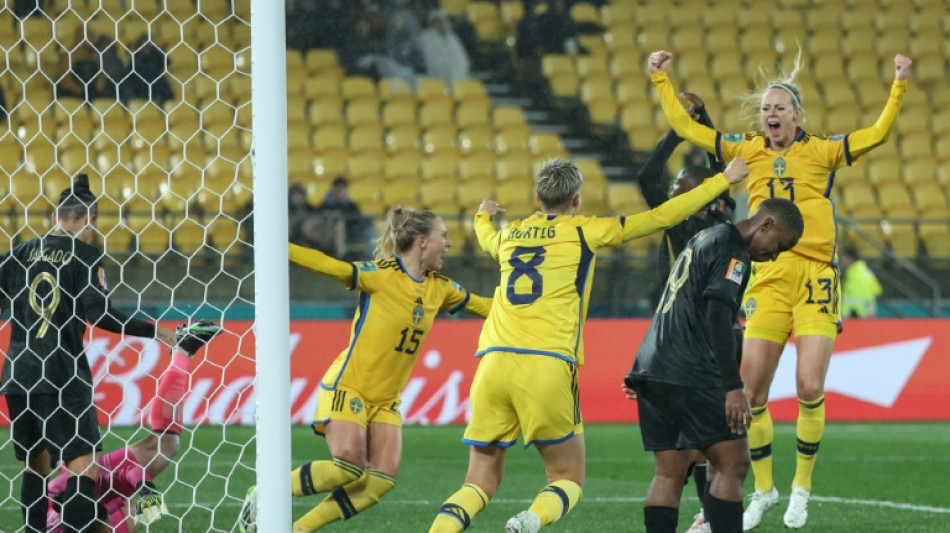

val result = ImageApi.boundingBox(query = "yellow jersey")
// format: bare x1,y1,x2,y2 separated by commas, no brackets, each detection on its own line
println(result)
289,244,492,402
473,174,731,365
652,71,907,263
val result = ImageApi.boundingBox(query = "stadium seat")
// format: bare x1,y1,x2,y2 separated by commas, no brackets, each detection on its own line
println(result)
840,186,880,218
603,23,636,54
495,179,534,207
542,54,574,78
379,78,415,103
867,156,902,187
600,2,635,25
313,151,349,179
877,183,917,219
345,99,380,127
381,100,417,129
306,49,340,75
899,131,934,160
492,106,528,130
457,180,495,213
381,176,422,208
492,128,529,156
919,223,950,265
309,96,344,128
421,152,459,180
422,125,458,154
385,125,421,155
495,153,533,182
312,124,348,153
704,26,740,55
546,72,580,101
348,156,382,180
420,178,458,210
607,183,648,215
458,125,495,155
499,0,525,36
207,217,245,259
528,133,569,160
348,125,385,156
383,152,423,181
456,100,493,129
910,182,947,219
347,175,384,207
452,78,489,103
458,153,496,181
575,56,609,80
901,157,937,187
417,77,450,99
341,76,377,101
418,99,456,129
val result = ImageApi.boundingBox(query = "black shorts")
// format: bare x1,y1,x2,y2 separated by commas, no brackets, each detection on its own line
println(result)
4,394,102,463
634,381,744,452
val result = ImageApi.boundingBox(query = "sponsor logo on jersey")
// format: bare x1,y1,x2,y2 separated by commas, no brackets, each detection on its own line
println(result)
724,132,744,143
358,261,377,272
830,134,845,140
773,156,787,178
726,259,746,285
349,397,363,414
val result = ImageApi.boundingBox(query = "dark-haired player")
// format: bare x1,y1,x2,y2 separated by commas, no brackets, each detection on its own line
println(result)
625,198,804,533
635,92,737,533
0,175,176,532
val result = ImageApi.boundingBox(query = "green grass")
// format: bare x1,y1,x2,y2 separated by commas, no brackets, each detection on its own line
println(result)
2,423,948,532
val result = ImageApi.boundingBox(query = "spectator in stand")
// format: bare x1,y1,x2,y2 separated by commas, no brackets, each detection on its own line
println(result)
286,0,322,52
839,246,882,318
377,11,422,82
57,28,111,101
416,9,470,86
320,177,369,259
340,17,386,76
386,0,423,44
289,183,346,258
122,36,173,104
95,35,127,101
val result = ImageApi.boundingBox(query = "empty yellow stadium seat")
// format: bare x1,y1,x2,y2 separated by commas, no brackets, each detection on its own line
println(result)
422,125,459,154
456,101,493,129
382,100,418,128
457,180,495,213
458,126,495,155
421,152,459,180
341,76,377,101
348,125,384,156
385,125,421,155
458,153,496,181
345,99,380,127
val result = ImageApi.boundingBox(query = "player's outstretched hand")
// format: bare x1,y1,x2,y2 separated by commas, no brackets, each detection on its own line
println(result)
648,50,673,74
478,199,505,217
722,157,749,185
132,481,169,526
155,326,177,349
725,389,751,434
894,54,912,81
680,92,705,121
620,382,637,401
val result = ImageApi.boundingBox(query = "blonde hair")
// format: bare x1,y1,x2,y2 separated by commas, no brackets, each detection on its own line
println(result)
536,158,583,210
374,206,438,259
740,47,806,128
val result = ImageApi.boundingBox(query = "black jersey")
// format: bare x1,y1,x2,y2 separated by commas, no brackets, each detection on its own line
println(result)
629,224,750,389
0,235,155,398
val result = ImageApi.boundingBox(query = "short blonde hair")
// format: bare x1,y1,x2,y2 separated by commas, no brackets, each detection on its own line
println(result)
375,206,438,259
536,158,583,210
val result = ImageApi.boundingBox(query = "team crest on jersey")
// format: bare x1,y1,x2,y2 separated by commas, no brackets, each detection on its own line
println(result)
745,297,757,317
412,297,424,325
358,261,377,272
725,259,746,285
830,134,845,140
773,157,787,178
349,397,363,414
724,133,744,143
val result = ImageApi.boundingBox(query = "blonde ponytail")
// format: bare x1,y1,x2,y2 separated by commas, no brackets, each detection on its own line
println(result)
374,206,438,260
739,46,807,128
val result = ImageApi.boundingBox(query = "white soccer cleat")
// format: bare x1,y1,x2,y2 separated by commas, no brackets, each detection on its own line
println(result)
742,486,779,531
505,510,541,533
684,511,710,532
238,485,258,533
783,487,810,529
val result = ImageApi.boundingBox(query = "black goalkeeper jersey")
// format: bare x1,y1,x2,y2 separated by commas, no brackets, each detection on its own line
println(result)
629,223,750,389
0,235,156,398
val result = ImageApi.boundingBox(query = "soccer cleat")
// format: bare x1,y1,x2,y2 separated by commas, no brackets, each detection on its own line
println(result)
132,481,169,526
175,320,222,356
238,485,257,533
684,511,710,532
742,486,779,531
505,510,540,533
783,487,810,529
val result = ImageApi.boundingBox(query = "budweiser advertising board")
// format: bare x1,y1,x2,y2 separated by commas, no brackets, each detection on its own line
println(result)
1,319,948,425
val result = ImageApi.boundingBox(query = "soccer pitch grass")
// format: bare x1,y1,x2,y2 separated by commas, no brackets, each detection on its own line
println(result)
2,423,947,532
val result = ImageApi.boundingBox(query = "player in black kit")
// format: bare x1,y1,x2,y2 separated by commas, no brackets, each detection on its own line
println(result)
0,175,175,533
625,198,804,533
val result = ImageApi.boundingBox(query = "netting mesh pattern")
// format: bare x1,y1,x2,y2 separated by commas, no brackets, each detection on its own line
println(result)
1,1,255,531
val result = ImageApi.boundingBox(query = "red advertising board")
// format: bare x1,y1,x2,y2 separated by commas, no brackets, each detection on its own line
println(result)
1,319,948,426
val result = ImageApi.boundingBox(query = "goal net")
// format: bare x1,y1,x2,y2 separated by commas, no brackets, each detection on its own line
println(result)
0,1,259,530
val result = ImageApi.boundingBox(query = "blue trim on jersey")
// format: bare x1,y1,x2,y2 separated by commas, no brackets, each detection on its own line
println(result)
462,437,518,448
715,131,724,163
843,134,852,166
331,291,370,389
545,214,558,220
830,199,840,267
524,431,576,448
475,346,578,365
396,256,425,283
824,170,836,198
574,228,594,356
318,382,335,391
448,289,470,314
795,128,806,141
348,263,358,291
618,215,626,227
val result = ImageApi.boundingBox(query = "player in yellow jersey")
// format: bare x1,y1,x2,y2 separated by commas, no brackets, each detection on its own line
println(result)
239,207,492,533
648,49,913,530
428,157,749,533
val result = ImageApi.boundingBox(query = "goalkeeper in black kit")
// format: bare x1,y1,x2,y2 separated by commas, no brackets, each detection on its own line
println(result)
625,198,804,533
0,174,177,533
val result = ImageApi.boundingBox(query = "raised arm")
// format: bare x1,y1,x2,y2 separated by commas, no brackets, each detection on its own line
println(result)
847,54,911,158
621,158,748,242
474,199,505,259
649,51,720,154
289,243,357,286
636,130,680,209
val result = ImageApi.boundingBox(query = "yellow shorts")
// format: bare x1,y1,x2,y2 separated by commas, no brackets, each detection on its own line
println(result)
311,383,402,435
743,256,841,344
463,351,583,448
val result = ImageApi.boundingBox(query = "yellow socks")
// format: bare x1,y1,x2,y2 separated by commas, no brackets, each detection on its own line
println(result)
429,483,490,533
293,470,396,532
748,404,774,493
291,457,363,497
792,396,825,492
529,479,583,526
